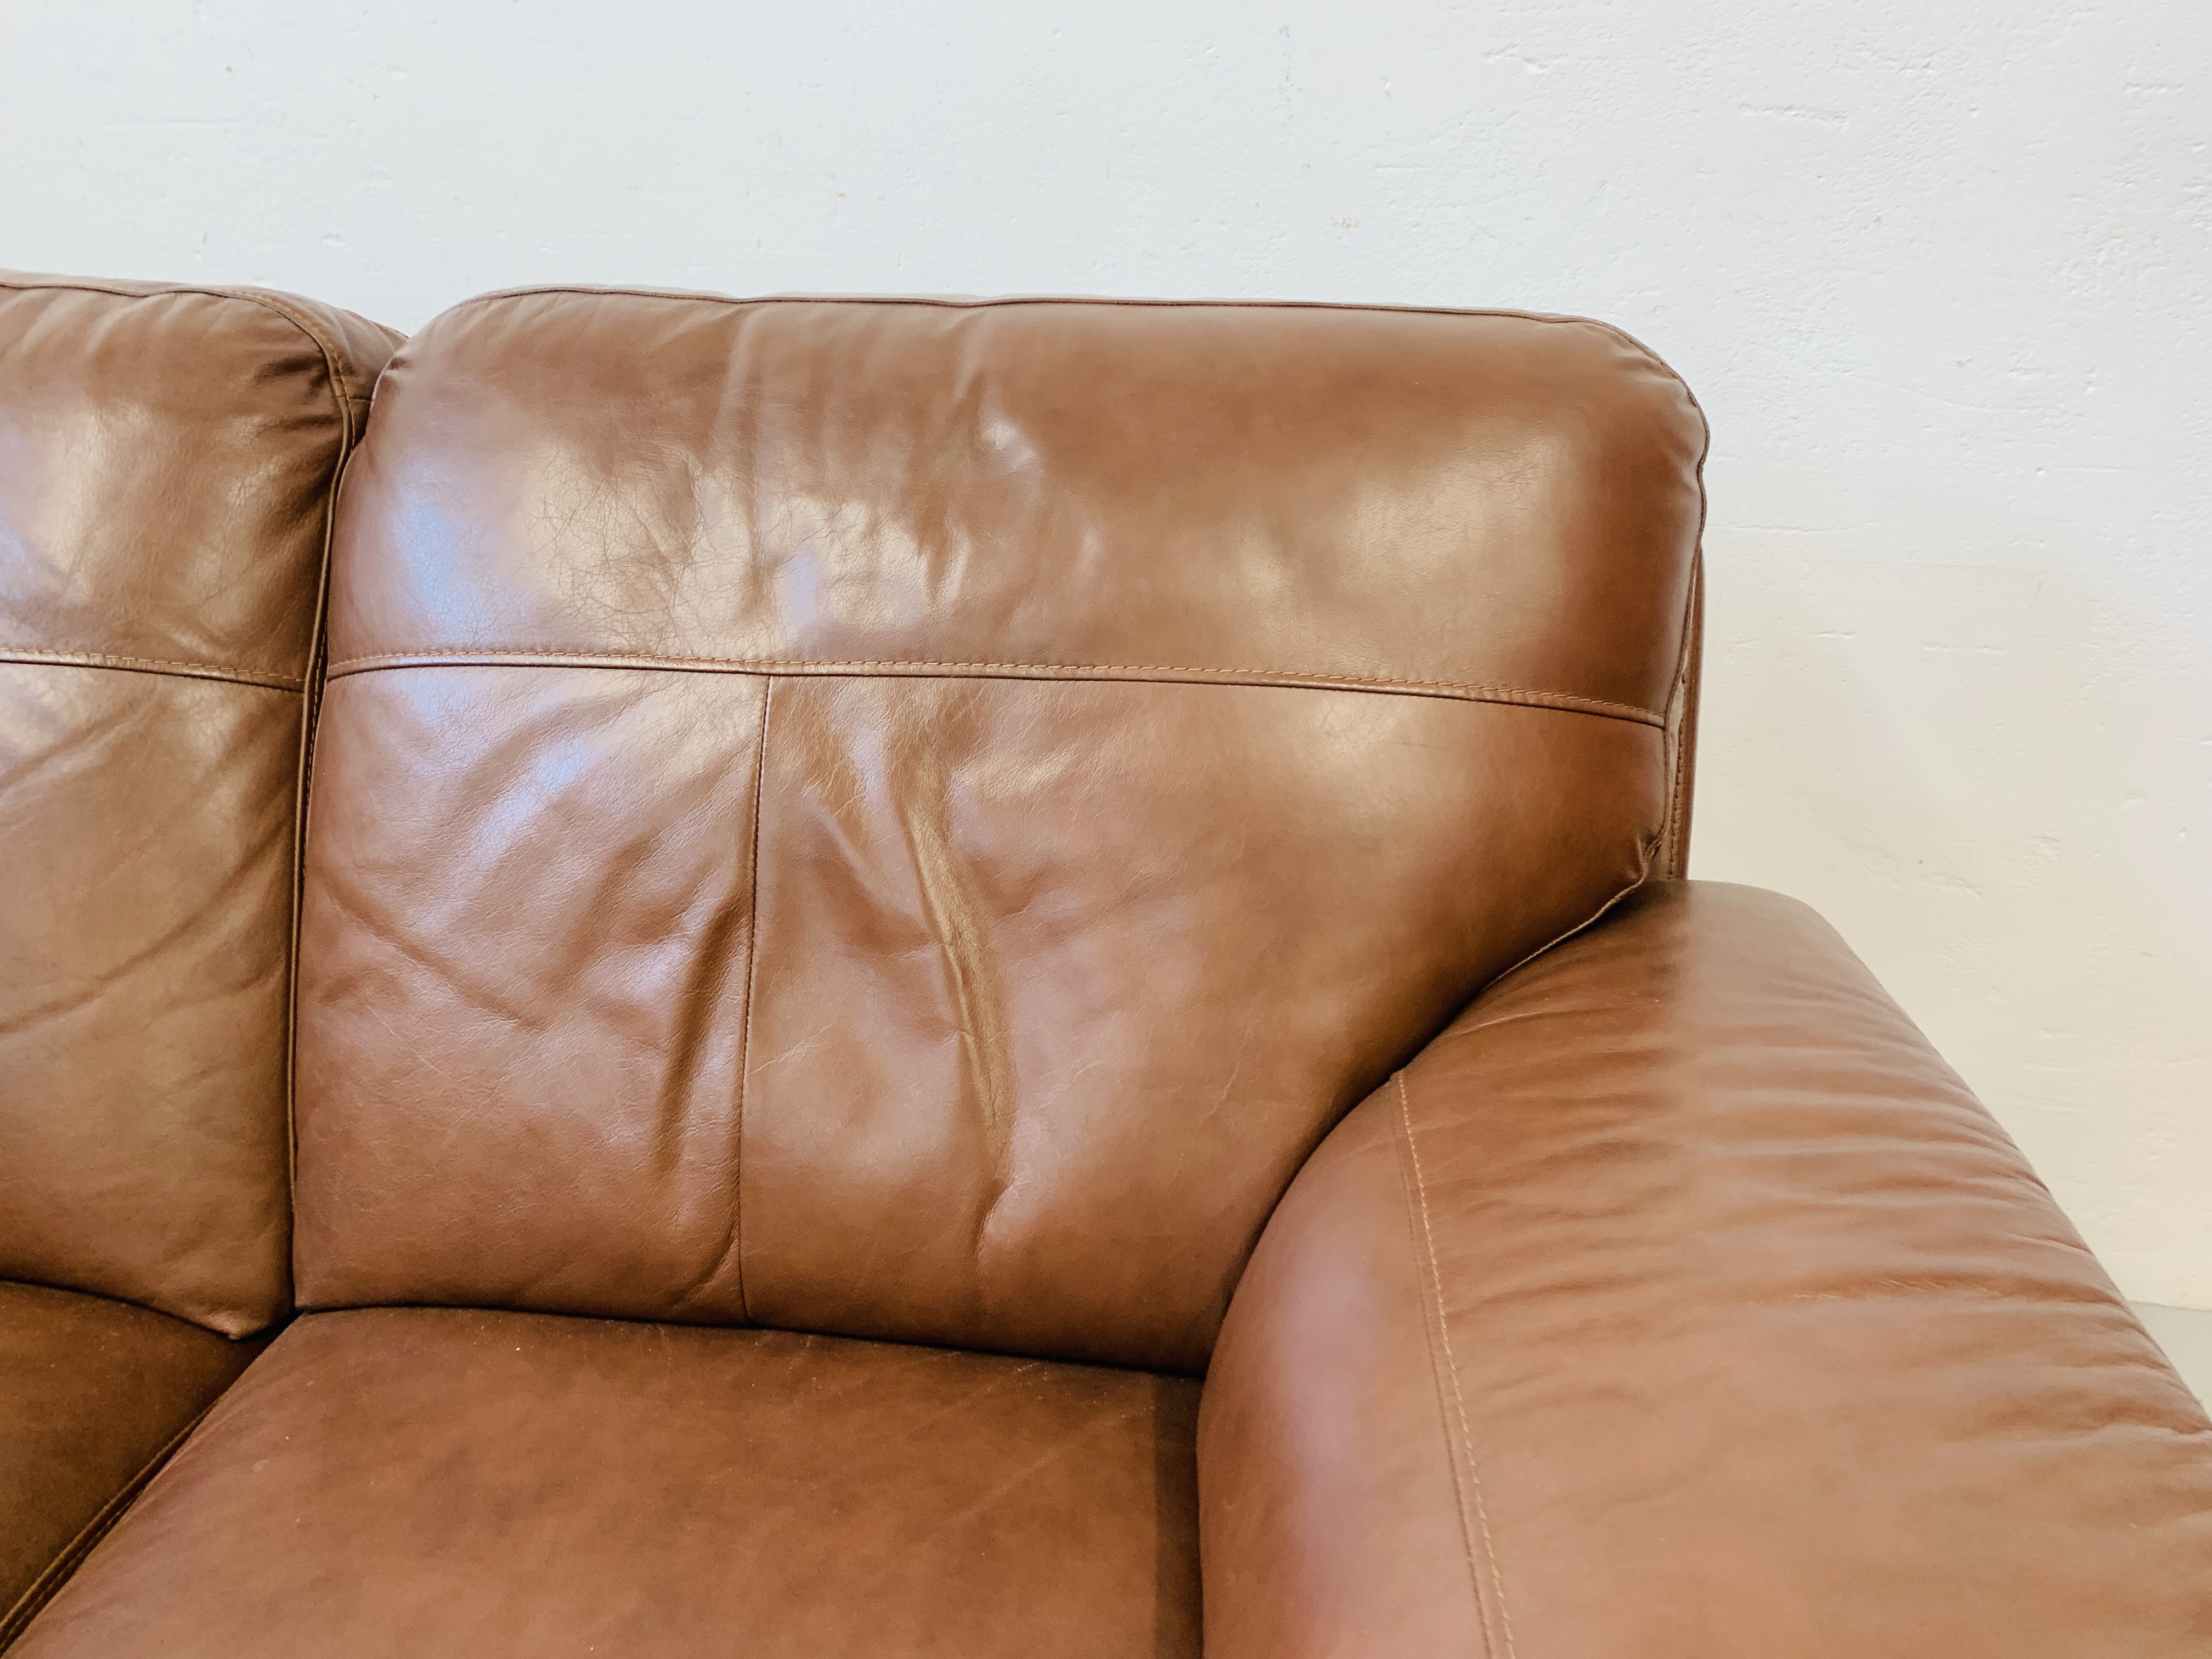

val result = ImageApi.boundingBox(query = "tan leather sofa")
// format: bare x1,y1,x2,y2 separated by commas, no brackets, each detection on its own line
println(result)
3,270,2207,1656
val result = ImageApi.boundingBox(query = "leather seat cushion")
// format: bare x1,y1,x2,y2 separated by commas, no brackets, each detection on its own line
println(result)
10,1306,1203,1658
0,1282,257,1644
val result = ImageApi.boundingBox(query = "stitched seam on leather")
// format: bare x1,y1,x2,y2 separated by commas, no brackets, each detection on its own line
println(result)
1663,561,1701,879
1425,825,1664,1065
0,276,375,408
0,647,302,692
323,651,1665,726
1397,1073,1517,1659
1656,560,1691,876
0,1403,215,1649
729,678,775,1324
1658,391,1711,879
282,312,362,1311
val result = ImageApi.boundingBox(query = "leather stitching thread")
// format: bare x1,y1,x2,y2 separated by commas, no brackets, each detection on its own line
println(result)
728,676,775,1324
1398,1071,1519,1659
1657,562,1696,877
0,646,302,692
3,274,379,1322
282,301,366,1244
1658,411,1711,879
323,649,1664,727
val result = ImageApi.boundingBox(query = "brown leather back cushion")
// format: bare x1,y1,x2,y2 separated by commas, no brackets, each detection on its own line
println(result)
0,274,396,1336
293,290,1705,1370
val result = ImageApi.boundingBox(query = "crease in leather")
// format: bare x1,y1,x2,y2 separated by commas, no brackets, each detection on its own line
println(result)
2,273,393,1334
691,675,775,1321
312,861,551,1040
0,775,290,1040
889,691,1019,1242
1656,551,1704,880
2,1310,1203,1657
1149,1370,1203,1659
1482,827,1667,1003
653,871,751,1191
1318,801,1666,1109
1613,306,1707,882
1658,348,1713,880
321,651,1669,727
0,1400,218,1651
0,273,393,407
0,649,303,693
0,679,144,799
285,321,370,1211
290,293,1696,1365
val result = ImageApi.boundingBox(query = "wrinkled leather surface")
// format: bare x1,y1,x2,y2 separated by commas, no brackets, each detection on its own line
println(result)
325,291,1703,721
0,273,398,1334
295,290,1706,1369
0,1281,259,1646
0,274,394,675
13,1307,1201,1658
1199,881,2212,1658
14,276,2200,1657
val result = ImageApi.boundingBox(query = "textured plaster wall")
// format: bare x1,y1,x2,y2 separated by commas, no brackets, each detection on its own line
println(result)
6,2,2209,1305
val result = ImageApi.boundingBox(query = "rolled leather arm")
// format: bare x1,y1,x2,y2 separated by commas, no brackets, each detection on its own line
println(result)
1199,881,2212,1658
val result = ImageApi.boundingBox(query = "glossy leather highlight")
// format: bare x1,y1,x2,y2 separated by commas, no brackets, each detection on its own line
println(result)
326,291,1705,723
12,276,2204,1658
294,290,1705,1369
1199,881,2212,1658
0,274,393,681
0,273,398,1334
12,1308,1201,1659
736,675,1659,1369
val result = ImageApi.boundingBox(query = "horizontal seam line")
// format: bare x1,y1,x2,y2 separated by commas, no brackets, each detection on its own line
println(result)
0,647,303,691
323,649,1663,725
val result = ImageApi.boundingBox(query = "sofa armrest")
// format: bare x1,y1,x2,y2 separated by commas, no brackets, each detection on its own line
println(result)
1198,881,2212,1658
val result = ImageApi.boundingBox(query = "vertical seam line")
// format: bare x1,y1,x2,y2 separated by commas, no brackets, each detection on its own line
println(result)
1664,383,1713,878
281,317,360,1324
729,675,775,1324
1397,1071,1519,1659
1661,553,1703,879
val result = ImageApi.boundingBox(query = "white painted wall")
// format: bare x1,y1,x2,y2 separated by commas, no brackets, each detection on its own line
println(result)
7,1,2208,1305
